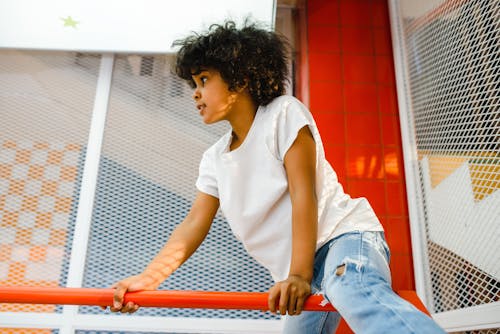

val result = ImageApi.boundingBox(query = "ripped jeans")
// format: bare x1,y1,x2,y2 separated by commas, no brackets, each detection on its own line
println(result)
283,231,445,334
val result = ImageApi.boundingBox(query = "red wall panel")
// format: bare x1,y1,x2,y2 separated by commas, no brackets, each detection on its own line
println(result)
306,0,413,331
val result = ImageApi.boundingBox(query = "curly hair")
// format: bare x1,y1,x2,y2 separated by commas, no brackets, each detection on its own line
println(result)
173,21,290,106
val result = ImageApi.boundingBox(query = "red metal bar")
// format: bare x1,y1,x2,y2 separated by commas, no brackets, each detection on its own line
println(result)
0,286,335,312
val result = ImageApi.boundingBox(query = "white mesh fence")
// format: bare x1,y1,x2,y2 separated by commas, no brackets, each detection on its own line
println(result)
392,0,499,332
0,51,279,333
0,50,97,317
80,54,277,320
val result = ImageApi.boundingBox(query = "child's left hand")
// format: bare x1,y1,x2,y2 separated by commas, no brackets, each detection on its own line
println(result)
267,275,311,316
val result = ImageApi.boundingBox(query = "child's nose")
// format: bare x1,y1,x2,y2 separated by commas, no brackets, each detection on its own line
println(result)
192,89,200,100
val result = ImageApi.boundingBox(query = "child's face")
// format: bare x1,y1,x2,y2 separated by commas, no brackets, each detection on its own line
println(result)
191,69,240,124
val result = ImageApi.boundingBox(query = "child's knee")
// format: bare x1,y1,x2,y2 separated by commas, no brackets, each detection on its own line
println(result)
326,255,365,282
335,263,346,276
323,259,366,307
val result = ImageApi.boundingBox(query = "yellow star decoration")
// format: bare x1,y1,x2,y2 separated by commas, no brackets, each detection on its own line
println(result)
61,16,79,29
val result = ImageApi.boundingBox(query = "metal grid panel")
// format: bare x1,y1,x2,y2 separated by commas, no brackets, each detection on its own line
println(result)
450,330,500,334
398,0,499,317
0,51,97,314
81,55,277,320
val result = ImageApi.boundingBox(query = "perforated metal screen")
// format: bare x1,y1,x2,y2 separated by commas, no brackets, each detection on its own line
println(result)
0,51,278,332
451,331,500,334
0,50,96,315
80,55,277,320
394,0,499,330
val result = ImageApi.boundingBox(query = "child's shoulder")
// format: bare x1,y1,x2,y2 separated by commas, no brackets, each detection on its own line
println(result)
263,95,310,118
262,95,308,117
266,95,303,108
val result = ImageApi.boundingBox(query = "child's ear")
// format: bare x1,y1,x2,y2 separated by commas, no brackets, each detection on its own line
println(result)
236,78,249,92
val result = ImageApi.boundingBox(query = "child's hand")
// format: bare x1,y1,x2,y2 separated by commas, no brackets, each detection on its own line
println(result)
267,275,311,316
105,273,160,314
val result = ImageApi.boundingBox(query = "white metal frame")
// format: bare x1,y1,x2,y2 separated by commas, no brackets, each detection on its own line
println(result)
1,312,283,333
433,301,500,332
388,0,500,331
60,52,115,334
387,0,434,310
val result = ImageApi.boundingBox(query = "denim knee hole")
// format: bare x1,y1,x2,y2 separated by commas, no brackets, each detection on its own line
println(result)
335,264,346,276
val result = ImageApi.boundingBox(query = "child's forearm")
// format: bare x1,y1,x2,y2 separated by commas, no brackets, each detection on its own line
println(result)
142,216,211,285
283,126,318,283
140,192,218,286
142,235,190,284
288,195,318,283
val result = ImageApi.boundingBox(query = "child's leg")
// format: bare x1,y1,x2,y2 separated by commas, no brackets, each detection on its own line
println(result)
322,231,445,334
282,241,342,334
282,310,341,334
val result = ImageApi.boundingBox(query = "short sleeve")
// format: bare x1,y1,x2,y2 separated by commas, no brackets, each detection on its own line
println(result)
195,150,219,198
275,99,312,161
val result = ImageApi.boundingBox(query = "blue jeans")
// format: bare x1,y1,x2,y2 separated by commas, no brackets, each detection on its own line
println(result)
283,231,445,334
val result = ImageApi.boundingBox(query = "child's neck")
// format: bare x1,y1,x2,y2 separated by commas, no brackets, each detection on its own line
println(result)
228,96,257,151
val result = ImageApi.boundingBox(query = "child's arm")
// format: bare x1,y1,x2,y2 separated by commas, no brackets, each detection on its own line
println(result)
268,126,318,316
109,191,220,313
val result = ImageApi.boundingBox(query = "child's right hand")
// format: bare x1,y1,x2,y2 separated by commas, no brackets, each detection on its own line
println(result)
107,273,161,313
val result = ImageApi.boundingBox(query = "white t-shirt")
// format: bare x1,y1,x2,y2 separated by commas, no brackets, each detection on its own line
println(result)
196,95,383,281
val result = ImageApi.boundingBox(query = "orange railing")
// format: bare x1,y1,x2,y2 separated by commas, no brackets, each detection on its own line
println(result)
0,286,335,311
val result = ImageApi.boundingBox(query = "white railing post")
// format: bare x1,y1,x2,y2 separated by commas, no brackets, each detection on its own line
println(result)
387,0,434,311
60,53,115,334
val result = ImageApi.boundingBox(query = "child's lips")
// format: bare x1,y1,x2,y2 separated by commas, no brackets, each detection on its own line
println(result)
197,104,206,115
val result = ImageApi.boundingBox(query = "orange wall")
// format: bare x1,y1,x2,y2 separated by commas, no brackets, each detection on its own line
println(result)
307,0,415,290
305,1,415,330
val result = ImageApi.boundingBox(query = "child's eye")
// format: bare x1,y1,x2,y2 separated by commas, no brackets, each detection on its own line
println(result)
200,77,207,84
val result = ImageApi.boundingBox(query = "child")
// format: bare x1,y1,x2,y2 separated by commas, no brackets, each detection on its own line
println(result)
108,21,445,333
